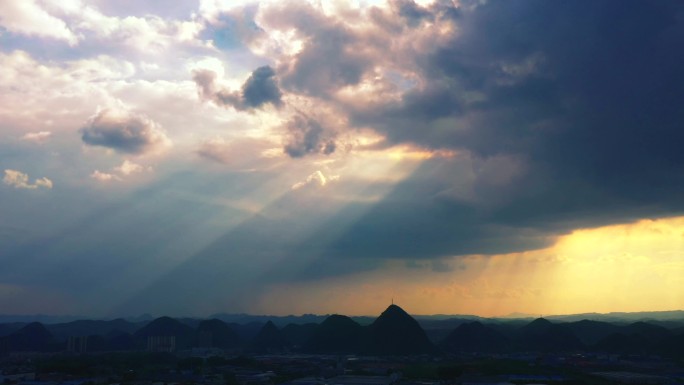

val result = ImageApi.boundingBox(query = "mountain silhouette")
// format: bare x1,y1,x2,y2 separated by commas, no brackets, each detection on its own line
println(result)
0,323,27,338
565,319,620,346
594,321,674,354
440,321,510,353
196,319,241,348
516,318,583,352
0,322,56,353
47,319,140,340
134,316,195,349
303,314,363,354
229,321,264,341
364,304,434,355
281,323,317,347
622,321,672,341
252,321,289,351
596,333,653,354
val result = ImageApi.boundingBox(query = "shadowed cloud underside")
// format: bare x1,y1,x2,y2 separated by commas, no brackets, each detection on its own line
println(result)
1,0,684,317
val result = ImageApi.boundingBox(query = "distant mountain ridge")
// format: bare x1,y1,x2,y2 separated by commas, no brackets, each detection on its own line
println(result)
2,306,684,357
440,321,510,353
2,309,683,325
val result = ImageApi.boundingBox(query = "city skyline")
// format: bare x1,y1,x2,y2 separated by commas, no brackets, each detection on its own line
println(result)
1,0,684,318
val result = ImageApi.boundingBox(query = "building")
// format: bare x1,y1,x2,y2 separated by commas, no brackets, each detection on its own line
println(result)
147,336,176,352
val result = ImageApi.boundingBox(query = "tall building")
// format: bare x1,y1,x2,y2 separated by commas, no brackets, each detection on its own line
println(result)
67,336,88,353
147,336,176,352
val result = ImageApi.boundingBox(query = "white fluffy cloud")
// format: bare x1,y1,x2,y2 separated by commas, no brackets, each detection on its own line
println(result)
0,0,78,44
3,169,53,190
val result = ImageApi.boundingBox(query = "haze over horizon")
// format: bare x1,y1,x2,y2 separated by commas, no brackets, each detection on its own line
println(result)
1,0,684,318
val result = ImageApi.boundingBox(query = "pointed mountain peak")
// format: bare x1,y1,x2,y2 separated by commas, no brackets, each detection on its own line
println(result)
17,322,49,332
13,322,53,339
379,304,410,318
366,304,434,355
253,320,288,350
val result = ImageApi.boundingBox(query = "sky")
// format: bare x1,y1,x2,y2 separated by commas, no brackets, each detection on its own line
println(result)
1,0,684,318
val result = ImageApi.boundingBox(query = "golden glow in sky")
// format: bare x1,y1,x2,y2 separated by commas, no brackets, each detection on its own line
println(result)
257,217,684,317
2,0,684,317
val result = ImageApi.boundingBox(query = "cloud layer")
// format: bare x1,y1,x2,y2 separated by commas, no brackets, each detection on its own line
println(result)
193,65,282,110
80,108,171,154
1,0,684,316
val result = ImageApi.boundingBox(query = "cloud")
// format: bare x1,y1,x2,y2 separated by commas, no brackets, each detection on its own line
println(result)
291,170,339,190
393,0,433,27
283,114,337,158
20,131,52,143
259,1,375,97
3,169,53,190
241,66,282,108
90,170,120,182
3,0,684,316
247,0,684,259
431,260,454,273
195,137,281,170
80,108,171,155
0,0,78,44
114,159,144,175
193,65,282,110
91,160,147,182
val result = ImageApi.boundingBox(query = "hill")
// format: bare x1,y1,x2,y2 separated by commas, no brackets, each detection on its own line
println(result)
516,318,584,352
0,322,56,353
252,321,289,351
196,319,241,348
281,323,317,347
303,314,362,354
364,304,434,355
134,316,195,349
440,321,510,353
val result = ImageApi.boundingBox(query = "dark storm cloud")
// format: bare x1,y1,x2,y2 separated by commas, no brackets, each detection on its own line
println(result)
283,114,336,158
328,1,683,250
262,0,684,260
192,65,282,110
80,109,170,154
242,66,283,107
9,1,684,316
71,0,684,297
